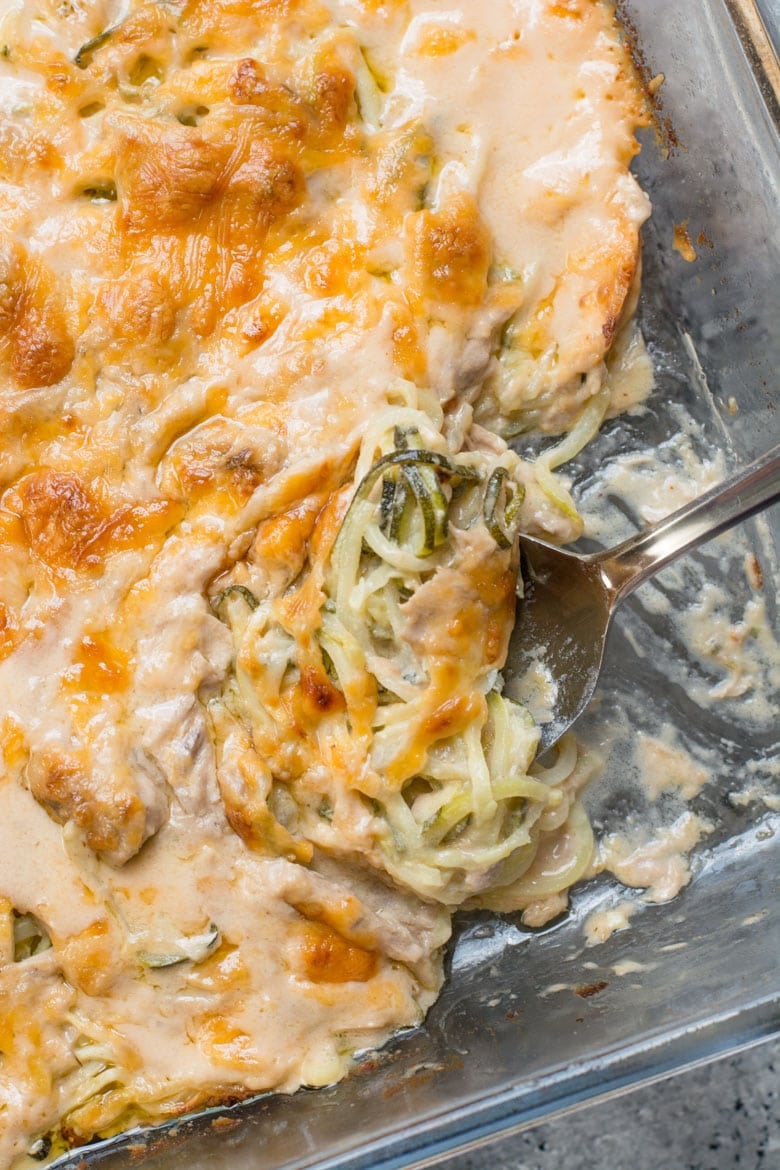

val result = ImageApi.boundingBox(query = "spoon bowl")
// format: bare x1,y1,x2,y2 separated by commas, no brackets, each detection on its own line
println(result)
506,444,780,753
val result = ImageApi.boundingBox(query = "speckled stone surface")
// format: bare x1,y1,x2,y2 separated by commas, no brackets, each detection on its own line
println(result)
439,1036,780,1170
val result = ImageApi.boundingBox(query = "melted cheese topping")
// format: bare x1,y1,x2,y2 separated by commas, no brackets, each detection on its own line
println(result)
0,1,649,1163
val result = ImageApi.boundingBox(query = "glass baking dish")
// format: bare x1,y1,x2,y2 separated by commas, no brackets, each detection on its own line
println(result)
51,2,780,1167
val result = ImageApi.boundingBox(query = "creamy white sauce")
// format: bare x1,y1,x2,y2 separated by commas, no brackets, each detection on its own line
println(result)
635,732,710,803
588,812,713,904
612,958,648,976
584,900,637,946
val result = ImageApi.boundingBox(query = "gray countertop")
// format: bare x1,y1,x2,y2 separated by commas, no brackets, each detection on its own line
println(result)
439,1035,779,1170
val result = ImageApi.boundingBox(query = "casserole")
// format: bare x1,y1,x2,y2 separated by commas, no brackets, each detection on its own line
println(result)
6,0,780,1166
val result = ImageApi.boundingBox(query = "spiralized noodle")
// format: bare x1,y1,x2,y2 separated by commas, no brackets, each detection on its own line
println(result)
213,390,597,908
533,382,612,534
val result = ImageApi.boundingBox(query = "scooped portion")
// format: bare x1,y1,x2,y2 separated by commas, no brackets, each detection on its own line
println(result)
211,400,592,908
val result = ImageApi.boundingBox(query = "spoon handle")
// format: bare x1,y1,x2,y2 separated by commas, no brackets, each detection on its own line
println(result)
597,443,780,602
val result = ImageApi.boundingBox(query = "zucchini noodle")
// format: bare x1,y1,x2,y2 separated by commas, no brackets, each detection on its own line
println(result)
12,912,52,962
533,382,612,532
213,394,594,907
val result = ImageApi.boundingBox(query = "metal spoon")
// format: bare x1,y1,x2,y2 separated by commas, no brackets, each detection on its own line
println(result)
507,444,780,752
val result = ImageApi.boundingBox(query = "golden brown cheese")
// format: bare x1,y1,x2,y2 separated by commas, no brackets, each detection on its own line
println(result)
0,0,650,1163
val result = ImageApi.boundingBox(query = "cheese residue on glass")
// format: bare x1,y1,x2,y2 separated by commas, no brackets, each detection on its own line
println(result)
0,1,651,1163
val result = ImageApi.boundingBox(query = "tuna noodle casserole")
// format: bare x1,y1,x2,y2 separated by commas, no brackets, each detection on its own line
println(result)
0,0,650,1163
